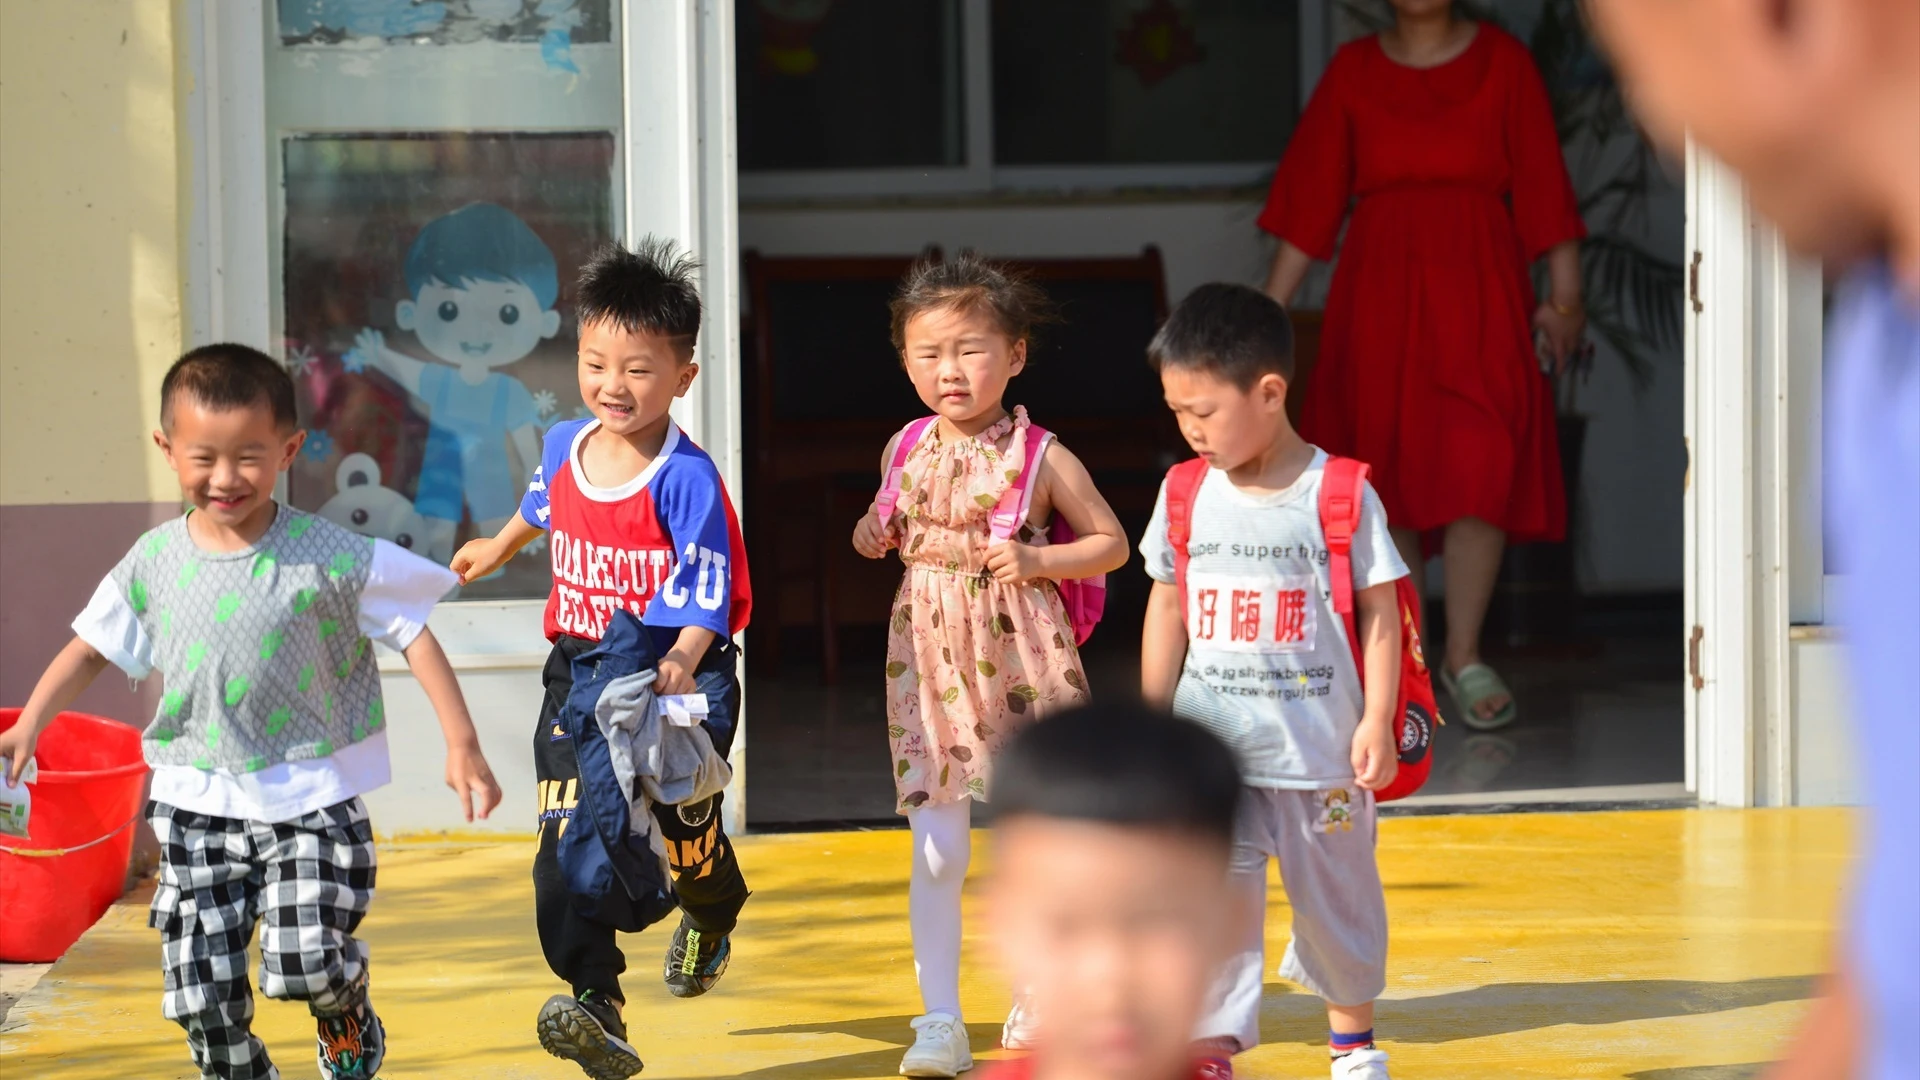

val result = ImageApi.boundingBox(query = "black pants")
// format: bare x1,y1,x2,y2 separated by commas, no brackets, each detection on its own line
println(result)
532,634,749,1003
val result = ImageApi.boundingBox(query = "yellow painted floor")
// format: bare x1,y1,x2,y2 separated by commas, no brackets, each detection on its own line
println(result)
3,808,1851,1079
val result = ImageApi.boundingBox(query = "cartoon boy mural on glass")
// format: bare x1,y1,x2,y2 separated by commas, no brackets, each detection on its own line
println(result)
347,203,558,565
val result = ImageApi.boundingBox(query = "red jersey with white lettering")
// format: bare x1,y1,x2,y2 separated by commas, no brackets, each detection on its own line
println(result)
519,418,751,644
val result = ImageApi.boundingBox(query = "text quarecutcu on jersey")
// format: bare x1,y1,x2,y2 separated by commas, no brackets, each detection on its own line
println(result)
520,419,751,646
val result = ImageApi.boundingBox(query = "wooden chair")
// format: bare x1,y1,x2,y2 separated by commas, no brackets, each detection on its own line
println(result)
742,250,939,682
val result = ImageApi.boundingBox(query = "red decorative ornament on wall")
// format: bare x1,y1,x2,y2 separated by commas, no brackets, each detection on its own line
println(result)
756,0,836,77
1115,0,1205,87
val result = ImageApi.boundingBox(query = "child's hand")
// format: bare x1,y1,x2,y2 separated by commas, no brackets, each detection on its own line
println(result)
0,722,39,786
450,538,506,584
445,740,501,823
1351,716,1399,791
852,510,897,559
655,653,696,696
985,540,1047,586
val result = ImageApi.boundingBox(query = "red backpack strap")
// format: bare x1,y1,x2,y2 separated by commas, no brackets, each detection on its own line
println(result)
874,416,938,524
1162,457,1210,622
1318,455,1370,669
990,423,1053,542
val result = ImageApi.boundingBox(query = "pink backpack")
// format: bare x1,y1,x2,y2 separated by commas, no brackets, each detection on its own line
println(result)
874,416,1107,646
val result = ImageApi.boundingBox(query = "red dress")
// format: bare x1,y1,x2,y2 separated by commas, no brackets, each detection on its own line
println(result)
1259,27,1585,543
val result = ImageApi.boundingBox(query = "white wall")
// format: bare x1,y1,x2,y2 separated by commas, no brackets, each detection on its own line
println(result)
365,664,543,837
741,195,1685,593
1791,637,1862,806
743,198,1277,307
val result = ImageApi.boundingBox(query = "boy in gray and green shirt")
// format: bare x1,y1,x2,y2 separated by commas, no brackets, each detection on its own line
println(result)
0,344,502,1080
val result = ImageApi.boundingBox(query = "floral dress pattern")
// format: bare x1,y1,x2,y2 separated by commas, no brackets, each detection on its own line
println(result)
884,407,1090,812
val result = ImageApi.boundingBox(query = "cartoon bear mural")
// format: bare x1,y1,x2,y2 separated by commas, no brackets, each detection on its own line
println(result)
316,453,431,555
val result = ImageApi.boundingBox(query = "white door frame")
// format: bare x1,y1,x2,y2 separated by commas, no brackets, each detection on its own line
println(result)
624,1,747,831
1685,140,1830,808
1685,140,1748,806
181,0,271,355
182,0,748,833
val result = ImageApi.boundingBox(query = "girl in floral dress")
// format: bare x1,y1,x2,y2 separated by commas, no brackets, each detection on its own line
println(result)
852,255,1130,1077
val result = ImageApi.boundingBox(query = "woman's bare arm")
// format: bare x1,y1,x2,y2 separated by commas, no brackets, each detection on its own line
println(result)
1265,241,1315,307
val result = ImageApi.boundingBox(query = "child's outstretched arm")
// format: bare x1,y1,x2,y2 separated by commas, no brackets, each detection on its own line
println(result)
1350,580,1403,791
984,443,1129,585
452,512,544,584
402,627,502,823
0,638,111,785
1141,582,1187,709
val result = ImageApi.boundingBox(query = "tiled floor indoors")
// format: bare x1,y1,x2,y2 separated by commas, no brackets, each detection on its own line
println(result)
745,608,1685,827
3,807,1847,1079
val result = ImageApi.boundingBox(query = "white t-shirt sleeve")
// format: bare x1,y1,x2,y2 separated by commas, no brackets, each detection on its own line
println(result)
358,539,459,651
1140,479,1177,584
1351,481,1410,590
72,575,154,679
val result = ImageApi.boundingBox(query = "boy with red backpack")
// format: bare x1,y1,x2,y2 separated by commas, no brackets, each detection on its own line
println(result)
1140,283,1435,1080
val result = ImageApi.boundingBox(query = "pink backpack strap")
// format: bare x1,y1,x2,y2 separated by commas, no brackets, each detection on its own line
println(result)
874,416,939,524
1318,455,1370,669
1162,457,1210,623
990,424,1054,542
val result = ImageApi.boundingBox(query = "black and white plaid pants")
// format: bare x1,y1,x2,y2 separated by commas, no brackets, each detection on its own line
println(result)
148,798,378,1080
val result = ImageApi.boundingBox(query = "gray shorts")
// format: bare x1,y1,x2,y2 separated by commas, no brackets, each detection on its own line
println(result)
1195,786,1388,1051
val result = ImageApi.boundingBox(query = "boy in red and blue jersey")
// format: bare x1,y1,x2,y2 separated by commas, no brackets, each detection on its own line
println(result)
528,408,750,646
454,238,750,1080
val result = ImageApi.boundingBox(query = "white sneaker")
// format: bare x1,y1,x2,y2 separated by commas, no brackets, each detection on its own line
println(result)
1000,994,1040,1051
1332,1046,1391,1080
900,1013,974,1077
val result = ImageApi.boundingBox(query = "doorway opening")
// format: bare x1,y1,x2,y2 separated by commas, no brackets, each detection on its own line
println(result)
731,0,1688,827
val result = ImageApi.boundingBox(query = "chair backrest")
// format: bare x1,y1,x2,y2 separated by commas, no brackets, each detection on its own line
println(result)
997,248,1170,427
743,251,939,431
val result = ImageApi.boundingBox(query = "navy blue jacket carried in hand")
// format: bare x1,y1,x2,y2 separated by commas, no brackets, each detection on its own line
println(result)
554,610,733,932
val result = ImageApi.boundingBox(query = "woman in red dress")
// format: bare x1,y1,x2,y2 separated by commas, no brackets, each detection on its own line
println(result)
1261,0,1586,730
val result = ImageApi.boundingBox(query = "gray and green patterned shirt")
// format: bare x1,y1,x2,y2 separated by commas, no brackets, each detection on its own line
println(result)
76,507,448,775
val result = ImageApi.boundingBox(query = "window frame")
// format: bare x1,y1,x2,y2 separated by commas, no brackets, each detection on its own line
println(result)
183,0,743,645
737,0,1329,203
184,0,748,835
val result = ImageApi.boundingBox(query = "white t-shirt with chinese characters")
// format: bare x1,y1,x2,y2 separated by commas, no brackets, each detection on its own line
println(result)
1140,451,1409,788
73,533,455,823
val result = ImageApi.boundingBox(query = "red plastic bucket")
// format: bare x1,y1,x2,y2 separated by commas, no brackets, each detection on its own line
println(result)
0,709,149,962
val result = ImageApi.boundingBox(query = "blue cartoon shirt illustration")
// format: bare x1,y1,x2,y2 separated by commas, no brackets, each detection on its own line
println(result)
349,202,559,562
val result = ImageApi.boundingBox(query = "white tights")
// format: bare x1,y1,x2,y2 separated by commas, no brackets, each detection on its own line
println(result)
907,799,973,1021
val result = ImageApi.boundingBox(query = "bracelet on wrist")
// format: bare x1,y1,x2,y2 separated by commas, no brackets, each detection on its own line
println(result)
1550,299,1582,317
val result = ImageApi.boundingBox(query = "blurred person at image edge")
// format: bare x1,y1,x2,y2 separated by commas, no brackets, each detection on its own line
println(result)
1587,2,1919,1079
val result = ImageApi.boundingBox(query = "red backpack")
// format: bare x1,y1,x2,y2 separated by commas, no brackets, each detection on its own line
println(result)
875,417,1107,646
1162,455,1437,801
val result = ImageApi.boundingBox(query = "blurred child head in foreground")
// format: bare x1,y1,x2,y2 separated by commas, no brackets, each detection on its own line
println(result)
989,702,1243,1080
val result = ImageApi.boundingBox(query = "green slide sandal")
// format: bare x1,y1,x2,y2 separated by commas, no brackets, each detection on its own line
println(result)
1441,662,1519,731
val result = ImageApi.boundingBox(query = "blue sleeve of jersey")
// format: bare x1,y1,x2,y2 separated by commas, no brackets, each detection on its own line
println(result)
519,419,585,530
645,455,735,637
